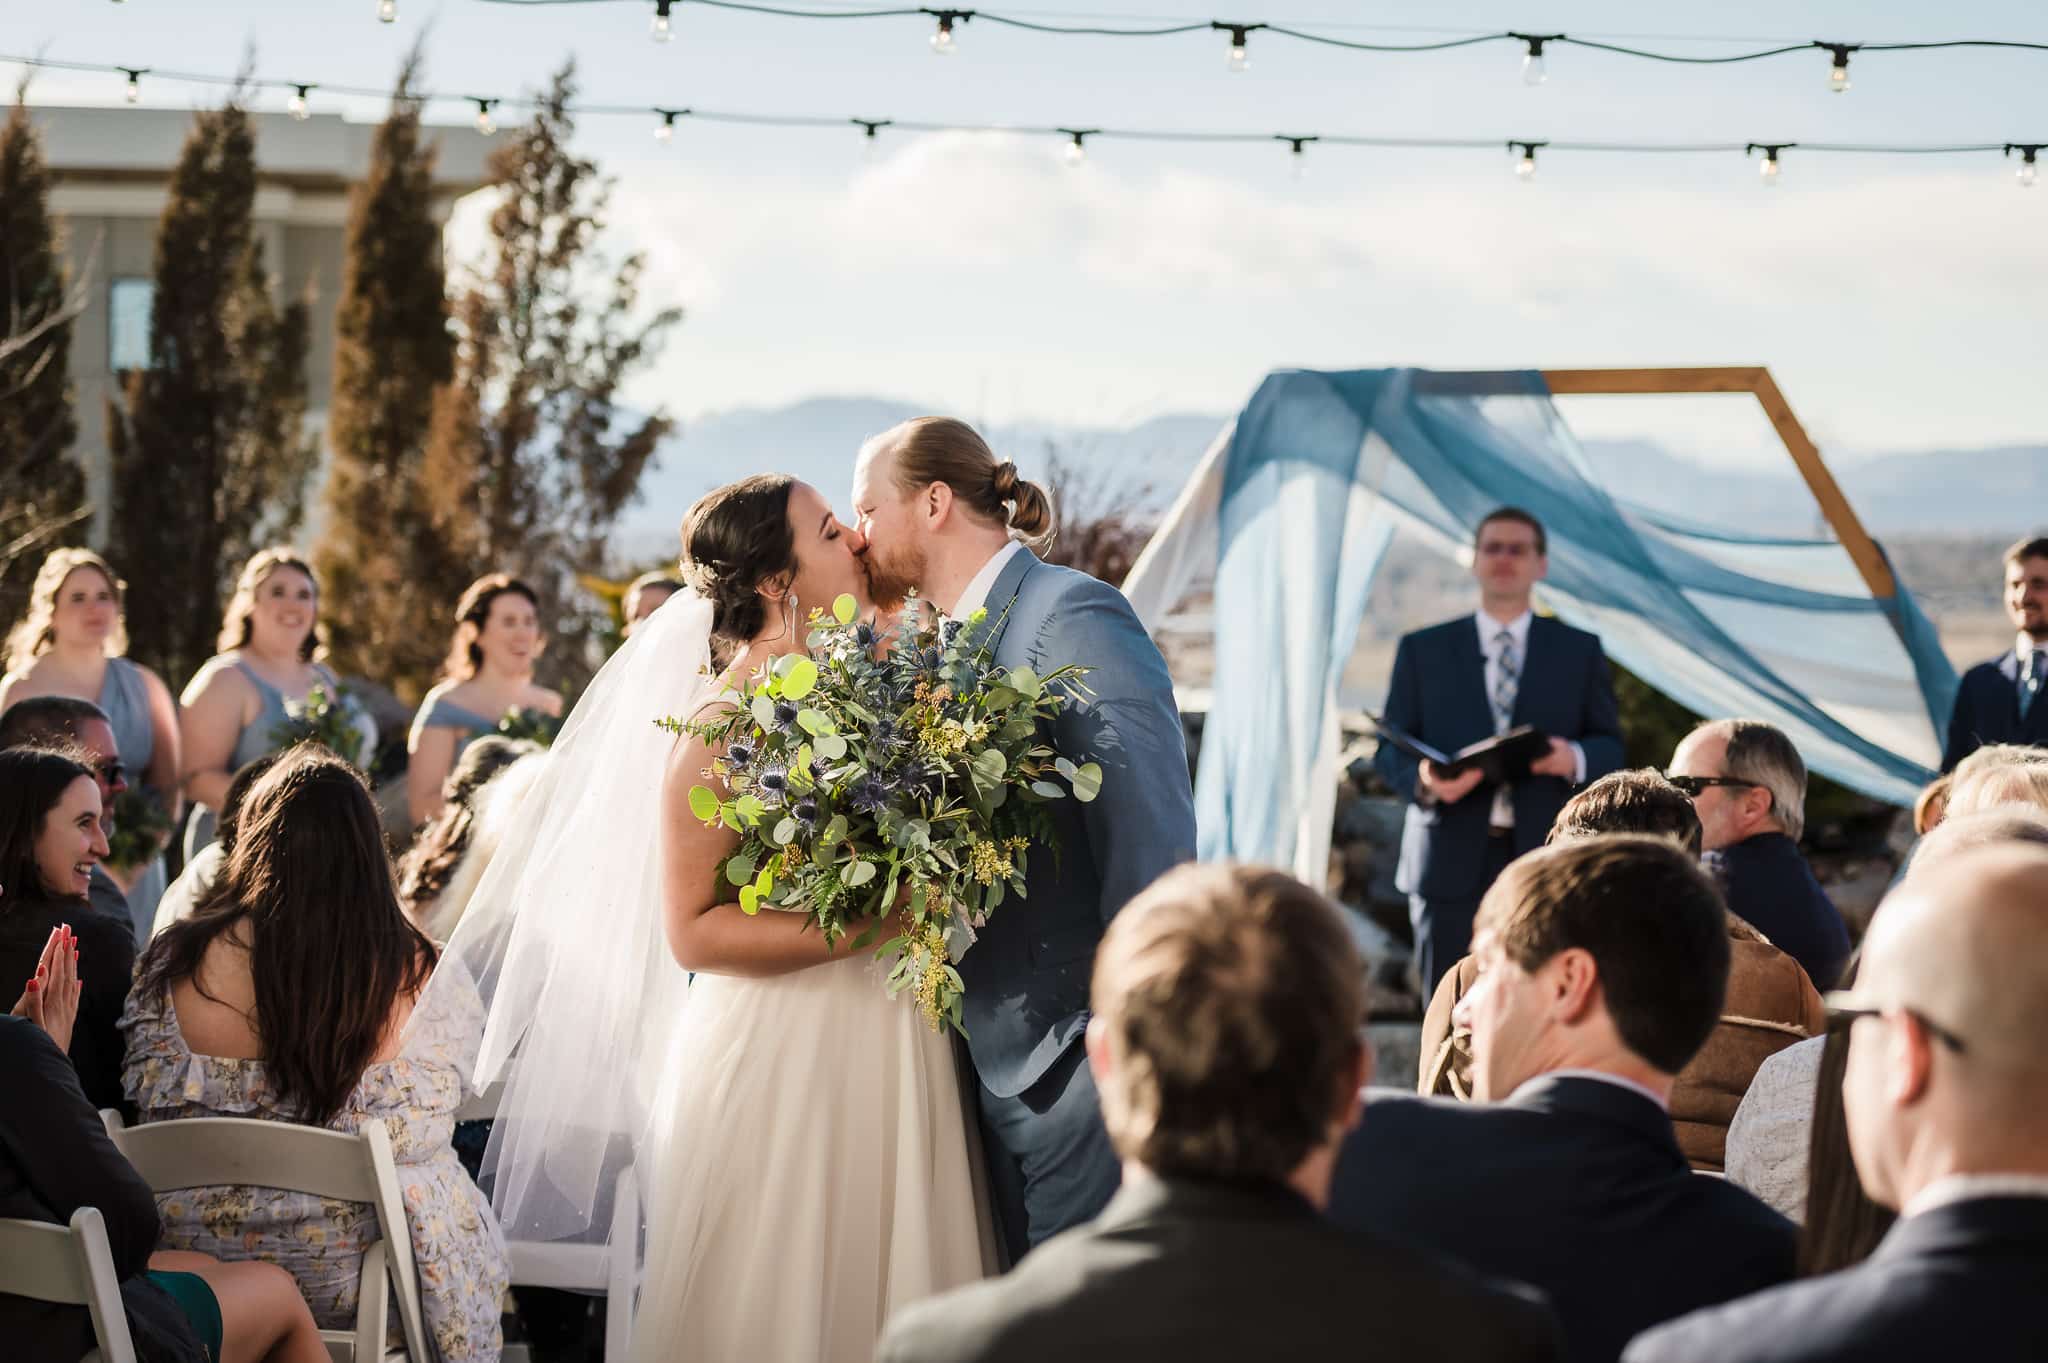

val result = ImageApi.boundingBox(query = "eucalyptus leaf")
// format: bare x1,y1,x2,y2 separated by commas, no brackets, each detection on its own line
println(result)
814,733,847,760
781,657,819,700
797,709,835,736
1054,756,1078,781
773,818,797,846
822,814,850,846
724,853,757,886
845,859,877,888
1069,761,1104,803
750,694,777,728
833,594,858,625
970,748,1008,788
1030,780,1065,799
739,884,761,915
1005,666,1043,699
687,786,719,823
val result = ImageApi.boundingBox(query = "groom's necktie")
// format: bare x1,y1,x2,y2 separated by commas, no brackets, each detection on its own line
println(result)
2023,650,2045,719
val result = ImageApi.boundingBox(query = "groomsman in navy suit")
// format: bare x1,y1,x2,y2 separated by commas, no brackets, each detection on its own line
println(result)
1375,508,1624,990
1941,536,2048,771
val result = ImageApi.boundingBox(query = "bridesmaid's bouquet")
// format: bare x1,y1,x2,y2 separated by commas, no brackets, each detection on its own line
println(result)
496,706,564,747
104,788,174,872
660,593,1101,1033
272,683,374,768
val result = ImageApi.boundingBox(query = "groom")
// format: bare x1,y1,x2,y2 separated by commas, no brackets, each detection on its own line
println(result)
853,416,1197,1264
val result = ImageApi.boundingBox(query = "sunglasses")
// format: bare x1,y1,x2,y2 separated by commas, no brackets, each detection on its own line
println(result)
1662,774,1758,798
1824,1001,1969,1055
95,760,126,785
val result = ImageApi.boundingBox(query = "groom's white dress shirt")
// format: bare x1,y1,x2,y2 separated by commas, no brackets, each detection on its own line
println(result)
947,539,1027,621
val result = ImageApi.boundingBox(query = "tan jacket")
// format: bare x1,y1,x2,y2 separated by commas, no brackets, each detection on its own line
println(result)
1417,913,1826,1172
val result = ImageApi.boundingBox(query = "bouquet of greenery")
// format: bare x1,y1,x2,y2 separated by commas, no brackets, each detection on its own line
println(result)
497,706,565,747
105,787,174,871
271,683,373,768
660,592,1102,1032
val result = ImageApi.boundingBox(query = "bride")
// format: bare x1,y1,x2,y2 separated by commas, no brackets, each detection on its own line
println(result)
423,474,990,1362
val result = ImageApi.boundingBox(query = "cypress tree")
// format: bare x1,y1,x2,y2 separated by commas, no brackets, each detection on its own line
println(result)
107,91,318,681
0,86,89,623
313,47,458,701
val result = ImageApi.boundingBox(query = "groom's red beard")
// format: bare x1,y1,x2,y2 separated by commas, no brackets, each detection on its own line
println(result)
858,542,926,613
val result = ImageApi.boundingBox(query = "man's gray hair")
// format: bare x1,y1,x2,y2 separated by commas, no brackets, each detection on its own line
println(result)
1695,718,1808,841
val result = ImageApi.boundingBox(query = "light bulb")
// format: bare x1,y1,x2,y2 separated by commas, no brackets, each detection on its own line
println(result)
651,1,672,43
1290,149,1307,182
2021,162,2039,189
1064,138,1086,167
1828,62,1849,93
288,86,310,120
1522,51,1546,85
474,101,496,136
1228,43,1248,73
123,72,141,104
1516,153,1536,181
931,16,956,55
377,0,397,22
1759,156,1780,185
655,118,674,145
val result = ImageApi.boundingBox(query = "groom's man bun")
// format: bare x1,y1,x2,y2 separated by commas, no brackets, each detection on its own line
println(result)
877,416,1055,547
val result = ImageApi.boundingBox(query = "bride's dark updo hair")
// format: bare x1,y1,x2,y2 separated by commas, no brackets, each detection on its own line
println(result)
679,474,798,643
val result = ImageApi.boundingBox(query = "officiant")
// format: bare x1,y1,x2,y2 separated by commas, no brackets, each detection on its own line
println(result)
1374,508,1624,991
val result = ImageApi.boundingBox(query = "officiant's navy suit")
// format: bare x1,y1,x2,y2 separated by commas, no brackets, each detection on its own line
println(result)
1375,614,1623,988
963,548,1196,1262
1941,647,2048,771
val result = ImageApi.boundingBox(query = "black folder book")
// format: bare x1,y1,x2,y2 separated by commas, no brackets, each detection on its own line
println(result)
1368,715,1553,786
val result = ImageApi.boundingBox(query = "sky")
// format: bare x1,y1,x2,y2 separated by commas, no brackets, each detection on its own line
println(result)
9,0,2048,468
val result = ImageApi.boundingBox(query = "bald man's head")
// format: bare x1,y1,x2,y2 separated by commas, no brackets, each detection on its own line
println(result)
1839,844,2048,1207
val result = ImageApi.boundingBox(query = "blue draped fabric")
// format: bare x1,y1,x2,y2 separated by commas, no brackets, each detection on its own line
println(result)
1196,367,1955,867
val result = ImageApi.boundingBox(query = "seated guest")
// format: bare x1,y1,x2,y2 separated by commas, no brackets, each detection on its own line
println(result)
878,863,1562,1363
0,746,132,1112
1419,770,1825,1172
1,936,325,1363
1670,719,1850,990
1330,836,1796,1363
1625,845,2048,1362
152,753,283,940
122,746,509,1362
1726,810,2048,1222
396,736,541,942
2,694,135,931
623,570,682,638
1941,757,2048,818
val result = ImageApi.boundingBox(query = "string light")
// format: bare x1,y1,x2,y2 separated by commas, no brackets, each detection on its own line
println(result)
853,117,892,161
1510,140,1545,180
930,10,967,57
1278,134,1316,180
377,0,397,23
653,107,684,143
1825,44,1855,93
1511,32,1559,85
1748,142,1791,185
1059,127,1095,167
287,84,313,120
472,97,498,136
2008,144,2042,187
1213,23,1263,74
119,67,145,103
651,0,674,44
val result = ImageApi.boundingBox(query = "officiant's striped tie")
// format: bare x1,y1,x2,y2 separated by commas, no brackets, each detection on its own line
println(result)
1493,628,1519,733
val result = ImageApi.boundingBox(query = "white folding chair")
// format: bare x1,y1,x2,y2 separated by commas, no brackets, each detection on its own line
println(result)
0,1207,137,1363
101,1111,431,1363
455,1081,639,1363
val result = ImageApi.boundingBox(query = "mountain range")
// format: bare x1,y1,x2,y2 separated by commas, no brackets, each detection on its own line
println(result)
613,396,2045,560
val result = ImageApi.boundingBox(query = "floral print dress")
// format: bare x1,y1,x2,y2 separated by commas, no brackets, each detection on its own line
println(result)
120,984,509,1361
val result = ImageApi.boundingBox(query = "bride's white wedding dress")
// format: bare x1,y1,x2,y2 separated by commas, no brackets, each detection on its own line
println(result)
416,592,991,1363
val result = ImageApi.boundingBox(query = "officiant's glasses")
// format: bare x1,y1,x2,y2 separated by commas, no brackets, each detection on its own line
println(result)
1661,774,1759,798
1823,998,1969,1054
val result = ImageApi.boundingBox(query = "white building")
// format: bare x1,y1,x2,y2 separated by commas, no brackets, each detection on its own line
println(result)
30,104,492,536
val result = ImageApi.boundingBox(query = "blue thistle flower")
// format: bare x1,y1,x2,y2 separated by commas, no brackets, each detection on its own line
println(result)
771,699,800,732
725,740,756,772
756,763,790,808
791,796,819,830
848,775,892,815
869,717,901,751
853,622,880,650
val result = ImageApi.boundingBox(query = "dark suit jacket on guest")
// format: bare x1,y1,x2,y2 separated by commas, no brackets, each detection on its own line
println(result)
1942,650,2048,772
1327,1076,1796,1363
877,1174,1563,1363
1703,833,1849,992
1624,1196,2048,1363
0,1017,203,1363
0,894,137,1114
1374,615,1624,900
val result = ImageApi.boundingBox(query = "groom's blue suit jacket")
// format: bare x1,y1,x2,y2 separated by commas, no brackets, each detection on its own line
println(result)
959,548,1197,1099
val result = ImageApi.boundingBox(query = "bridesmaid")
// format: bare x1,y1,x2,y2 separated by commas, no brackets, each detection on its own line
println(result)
0,549,182,939
178,548,373,859
407,574,561,826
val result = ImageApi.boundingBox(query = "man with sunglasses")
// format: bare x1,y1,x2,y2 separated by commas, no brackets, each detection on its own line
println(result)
1668,719,1849,992
1627,844,2048,1363
0,696,133,937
